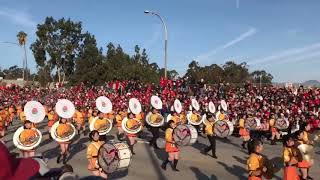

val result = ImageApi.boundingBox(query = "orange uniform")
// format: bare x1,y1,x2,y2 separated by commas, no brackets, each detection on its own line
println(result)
247,153,264,180
116,111,127,127
8,107,15,122
283,147,299,180
19,111,26,122
47,112,58,127
87,141,104,170
165,127,179,153
239,118,249,136
74,110,85,125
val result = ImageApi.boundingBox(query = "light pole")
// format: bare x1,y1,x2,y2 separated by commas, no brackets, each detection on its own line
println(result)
0,41,26,80
144,10,168,79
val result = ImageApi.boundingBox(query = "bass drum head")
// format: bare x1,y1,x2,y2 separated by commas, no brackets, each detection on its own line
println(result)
245,117,257,130
156,138,166,149
98,142,132,174
275,118,289,130
173,124,198,146
214,120,234,138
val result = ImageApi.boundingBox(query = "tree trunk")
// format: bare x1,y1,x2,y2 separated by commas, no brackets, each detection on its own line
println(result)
57,67,61,83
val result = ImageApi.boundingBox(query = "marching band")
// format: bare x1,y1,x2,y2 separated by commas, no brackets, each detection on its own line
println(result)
0,84,319,180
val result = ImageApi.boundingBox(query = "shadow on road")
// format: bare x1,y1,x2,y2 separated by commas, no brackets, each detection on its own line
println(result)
43,145,60,160
144,143,167,180
232,155,247,165
190,166,218,180
67,137,89,161
217,161,247,180
108,169,129,180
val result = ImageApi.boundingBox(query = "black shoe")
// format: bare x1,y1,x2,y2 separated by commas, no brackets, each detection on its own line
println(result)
56,154,62,164
241,143,246,149
62,154,67,164
161,162,167,170
172,168,180,172
212,154,218,159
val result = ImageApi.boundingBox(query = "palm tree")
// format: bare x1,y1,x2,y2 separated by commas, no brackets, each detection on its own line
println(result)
17,31,28,81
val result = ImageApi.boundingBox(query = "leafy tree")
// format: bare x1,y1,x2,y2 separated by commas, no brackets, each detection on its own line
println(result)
2,65,24,80
250,70,273,85
70,33,104,85
31,17,83,83
17,31,28,80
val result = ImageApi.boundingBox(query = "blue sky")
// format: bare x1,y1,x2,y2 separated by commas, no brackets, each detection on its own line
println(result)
0,0,320,82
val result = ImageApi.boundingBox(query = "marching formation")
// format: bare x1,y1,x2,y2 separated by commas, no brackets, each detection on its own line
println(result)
0,80,319,180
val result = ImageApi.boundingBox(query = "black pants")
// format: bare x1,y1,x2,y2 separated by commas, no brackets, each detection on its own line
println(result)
149,127,160,146
204,135,216,155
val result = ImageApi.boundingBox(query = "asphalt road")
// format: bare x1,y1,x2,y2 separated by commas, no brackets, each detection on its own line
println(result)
3,120,320,180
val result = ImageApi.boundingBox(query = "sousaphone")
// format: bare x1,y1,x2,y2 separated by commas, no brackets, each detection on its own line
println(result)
145,96,164,127
91,96,113,135
90,117,113,135
13,101,45,150
187,99,202,125
52,99,76,142
122,98,143,134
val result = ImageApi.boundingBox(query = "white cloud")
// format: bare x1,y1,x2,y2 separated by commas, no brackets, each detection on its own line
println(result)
261,51,320,68
196,27,257,62
249,42,320,66
0,8,36,28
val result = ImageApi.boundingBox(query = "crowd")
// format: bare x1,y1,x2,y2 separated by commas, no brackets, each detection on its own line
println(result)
0,78,319,180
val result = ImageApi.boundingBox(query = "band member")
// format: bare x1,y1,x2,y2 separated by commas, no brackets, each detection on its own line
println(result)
170,110,181,126
190,108,201,133
73,108,86,135
148,107,161,149
296,123,313,180
202,114,217,158
19,109,26,123
115,108,127,140
239,114,250,149
0,106,6,143
8,105,15,126
47,108,58,139
126,112,141,155
217,109,226,121
19,120,38,158
247,139,268,180
161,120,179,171
88,109,98,124
87,130,107,179
269,114,280,145
282,135,299,180
56,118,73,164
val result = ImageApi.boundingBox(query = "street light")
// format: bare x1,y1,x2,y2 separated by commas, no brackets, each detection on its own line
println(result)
144,10,168,79
0,41,26,80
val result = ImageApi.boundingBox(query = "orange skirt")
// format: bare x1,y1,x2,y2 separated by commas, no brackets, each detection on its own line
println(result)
239,128,249,136
248,176,261,180
165,143,179,153
271,127,278,133
48,120,55,127
127,133,137,138
87,158,98,171
298,160,311,168
284,166,299,180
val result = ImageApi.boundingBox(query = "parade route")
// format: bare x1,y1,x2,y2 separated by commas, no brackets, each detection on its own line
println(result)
3,120,320,180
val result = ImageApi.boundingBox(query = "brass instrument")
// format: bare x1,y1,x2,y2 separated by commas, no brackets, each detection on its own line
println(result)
122,117,143,134
297,144,315,165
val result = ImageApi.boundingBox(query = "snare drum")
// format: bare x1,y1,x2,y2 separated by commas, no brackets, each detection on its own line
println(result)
173,124,198,146
98,142,132,174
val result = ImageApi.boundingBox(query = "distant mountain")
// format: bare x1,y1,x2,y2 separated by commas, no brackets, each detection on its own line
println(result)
302,80,320,87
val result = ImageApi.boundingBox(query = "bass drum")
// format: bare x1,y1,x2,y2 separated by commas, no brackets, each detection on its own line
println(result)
245,117,258,130
275,118,289,130
214,120,234,138
13,126,42,151
89,117,113,135
98,142,132,173
145,112,164,127
173,124,198,146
